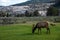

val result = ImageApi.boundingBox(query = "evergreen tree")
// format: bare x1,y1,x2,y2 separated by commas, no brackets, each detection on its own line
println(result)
47,6,59,16
25,10,30,17
33,10,39,16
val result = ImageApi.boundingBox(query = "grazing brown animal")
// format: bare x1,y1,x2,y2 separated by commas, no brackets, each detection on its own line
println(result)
50,23,56,26
32,22,50,34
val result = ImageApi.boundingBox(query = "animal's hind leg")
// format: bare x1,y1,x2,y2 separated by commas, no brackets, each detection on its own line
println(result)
46,28,50,34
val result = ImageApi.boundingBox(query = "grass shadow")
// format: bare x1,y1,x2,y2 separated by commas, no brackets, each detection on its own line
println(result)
20,32,42,36
20,33,33,36
20,32,50,36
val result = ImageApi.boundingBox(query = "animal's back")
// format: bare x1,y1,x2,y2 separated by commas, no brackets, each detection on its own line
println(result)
37,22,48,28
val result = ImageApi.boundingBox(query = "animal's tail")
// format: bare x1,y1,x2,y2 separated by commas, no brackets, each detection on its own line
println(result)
32,24,37,34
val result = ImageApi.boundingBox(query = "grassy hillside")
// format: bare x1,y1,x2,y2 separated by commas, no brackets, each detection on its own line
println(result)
0,23,60,40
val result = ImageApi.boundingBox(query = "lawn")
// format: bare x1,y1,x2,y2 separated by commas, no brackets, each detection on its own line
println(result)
0,23,60,40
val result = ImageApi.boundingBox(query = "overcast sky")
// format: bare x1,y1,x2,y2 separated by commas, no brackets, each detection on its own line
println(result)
0,0,28,6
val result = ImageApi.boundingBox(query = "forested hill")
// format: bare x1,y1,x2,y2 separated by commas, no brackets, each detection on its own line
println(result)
11,0,55,6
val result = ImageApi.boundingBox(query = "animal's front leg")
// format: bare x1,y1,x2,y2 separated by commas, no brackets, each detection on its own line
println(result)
38,28,39,34
38,28,41,34
46,28,50,34
40,28,41,34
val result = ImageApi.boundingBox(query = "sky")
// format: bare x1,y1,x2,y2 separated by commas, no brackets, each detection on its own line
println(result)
0,0,28,6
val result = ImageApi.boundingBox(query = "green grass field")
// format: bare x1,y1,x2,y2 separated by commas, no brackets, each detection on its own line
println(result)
0,23,60,40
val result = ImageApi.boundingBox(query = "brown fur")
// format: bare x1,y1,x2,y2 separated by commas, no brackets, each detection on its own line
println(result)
32,22,50,34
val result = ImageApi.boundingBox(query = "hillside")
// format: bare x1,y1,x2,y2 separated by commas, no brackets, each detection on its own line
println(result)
11,0,55,6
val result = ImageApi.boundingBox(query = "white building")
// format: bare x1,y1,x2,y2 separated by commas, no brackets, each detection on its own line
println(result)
38,11,47,16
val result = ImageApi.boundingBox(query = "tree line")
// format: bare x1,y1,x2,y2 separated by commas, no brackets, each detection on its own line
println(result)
0,6,59,17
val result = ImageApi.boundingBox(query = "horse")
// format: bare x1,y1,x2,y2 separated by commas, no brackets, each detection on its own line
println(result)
32,21,50,34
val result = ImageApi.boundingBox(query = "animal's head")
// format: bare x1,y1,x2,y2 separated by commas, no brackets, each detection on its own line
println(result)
32,24,35,34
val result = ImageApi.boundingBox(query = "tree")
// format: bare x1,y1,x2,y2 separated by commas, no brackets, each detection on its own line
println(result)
54,0,60,8
0,11,2,17
0,11,7,17
46,6,59,16
33,10,39,16
25,10,30,17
